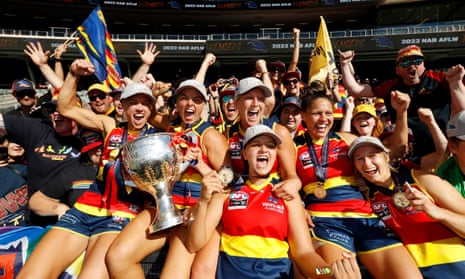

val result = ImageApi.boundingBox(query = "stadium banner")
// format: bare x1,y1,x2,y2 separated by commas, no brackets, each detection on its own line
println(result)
0,31,463,57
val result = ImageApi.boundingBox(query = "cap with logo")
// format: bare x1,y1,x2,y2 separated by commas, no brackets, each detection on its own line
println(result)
12,79,36,94
396,45,424,63
447,110,465,141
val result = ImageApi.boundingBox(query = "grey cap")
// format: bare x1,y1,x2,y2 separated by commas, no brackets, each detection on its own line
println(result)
236,77,272,100
348,136,389,160
175,79,208,102
447,110,465,140
120,82,155,102
243,124,282,147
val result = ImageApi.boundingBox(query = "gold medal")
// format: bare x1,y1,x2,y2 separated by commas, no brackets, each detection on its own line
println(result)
218,166,234,185
314,182,327,199
393,191,410,209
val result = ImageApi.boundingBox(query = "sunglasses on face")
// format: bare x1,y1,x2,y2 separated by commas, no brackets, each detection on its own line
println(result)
283,79,299,86
89,93,107,102
222,95,234,103
398,58,424,68
15,90,35,99
356,98,371,104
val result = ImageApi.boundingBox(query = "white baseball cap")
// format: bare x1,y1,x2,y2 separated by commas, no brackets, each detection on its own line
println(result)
447,110,465,140
175,79,208,102
120,82,155,102
236,77,272,100
243,124,281,147
348,136,389,160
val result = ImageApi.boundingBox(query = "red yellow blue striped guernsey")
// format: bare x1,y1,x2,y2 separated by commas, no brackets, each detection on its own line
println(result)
217,173,292,279
369,166,465,278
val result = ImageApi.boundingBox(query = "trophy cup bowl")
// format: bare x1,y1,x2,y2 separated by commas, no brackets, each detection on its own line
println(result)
119,133,184,234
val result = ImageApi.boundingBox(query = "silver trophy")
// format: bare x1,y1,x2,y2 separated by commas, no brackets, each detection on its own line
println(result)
119,133,185,234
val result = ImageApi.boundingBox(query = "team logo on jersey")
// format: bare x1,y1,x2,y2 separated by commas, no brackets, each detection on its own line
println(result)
263,195,285,214
109,134,123,148
229,141,242,159
371,201,391,219
299,151,313,168
228,191,248,210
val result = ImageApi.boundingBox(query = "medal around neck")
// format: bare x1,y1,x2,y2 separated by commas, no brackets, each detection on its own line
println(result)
393,191,410,209
314,182,327,199
218,166,234,185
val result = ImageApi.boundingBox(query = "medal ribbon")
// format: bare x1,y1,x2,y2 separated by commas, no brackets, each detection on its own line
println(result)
304,133,329,185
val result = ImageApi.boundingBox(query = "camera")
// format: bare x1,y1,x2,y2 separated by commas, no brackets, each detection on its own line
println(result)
0,147,8,161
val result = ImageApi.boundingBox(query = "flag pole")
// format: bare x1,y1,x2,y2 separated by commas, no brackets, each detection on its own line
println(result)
49,31,78,58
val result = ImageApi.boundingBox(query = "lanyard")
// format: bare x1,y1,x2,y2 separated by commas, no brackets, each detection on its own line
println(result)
304,133,329,184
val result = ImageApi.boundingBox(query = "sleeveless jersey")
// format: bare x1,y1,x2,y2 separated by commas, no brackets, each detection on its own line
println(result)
98,123,158,181
294,131,375,217
369,167,465,279
227,118,278,175
168,119,214,209
218,173,292,279
75,124,158,218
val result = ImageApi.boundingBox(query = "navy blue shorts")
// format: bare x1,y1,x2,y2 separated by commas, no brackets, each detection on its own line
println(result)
53,207,131,238
311,216,401,253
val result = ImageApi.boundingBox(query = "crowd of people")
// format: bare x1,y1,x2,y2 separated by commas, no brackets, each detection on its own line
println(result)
1,36,465,279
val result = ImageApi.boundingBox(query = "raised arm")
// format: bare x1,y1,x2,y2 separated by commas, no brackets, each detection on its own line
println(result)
52,43,68,83
386,90,410,159
446,64,465,117
256,59,275,118
339,96,355,133
24,41,63,89
194,52,216,85
338,49,374,97
288,28,300,72
131,42,160,83
57,59,115,137
417,108,448,171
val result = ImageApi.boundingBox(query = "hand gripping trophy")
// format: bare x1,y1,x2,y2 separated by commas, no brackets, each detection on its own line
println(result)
119,133,189,233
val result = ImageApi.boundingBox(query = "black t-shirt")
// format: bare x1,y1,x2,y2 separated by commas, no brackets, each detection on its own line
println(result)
41,161,96,207
4,114,83,193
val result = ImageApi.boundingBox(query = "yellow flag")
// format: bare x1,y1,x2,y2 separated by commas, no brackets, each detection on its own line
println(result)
309,16,337,84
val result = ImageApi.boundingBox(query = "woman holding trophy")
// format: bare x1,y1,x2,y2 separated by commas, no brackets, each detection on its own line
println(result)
106,53,231,279
17,59,162,279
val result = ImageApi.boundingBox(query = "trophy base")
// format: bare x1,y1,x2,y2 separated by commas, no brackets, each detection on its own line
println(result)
149,215,184,234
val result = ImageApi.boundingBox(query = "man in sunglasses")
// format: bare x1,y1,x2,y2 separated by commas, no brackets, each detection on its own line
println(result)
87,83,116,118
281,70,302,98
8,78,38,117
338,45,464,168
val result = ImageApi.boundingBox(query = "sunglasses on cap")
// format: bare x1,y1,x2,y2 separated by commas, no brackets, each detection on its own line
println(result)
88,93,107,102
271,66,285,73
398,58,424,68
15,90,35,99
283,79,299,86
221,95,234,103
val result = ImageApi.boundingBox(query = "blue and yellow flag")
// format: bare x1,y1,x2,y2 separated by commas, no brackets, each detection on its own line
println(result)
76,6,122,90
309,16,337,84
